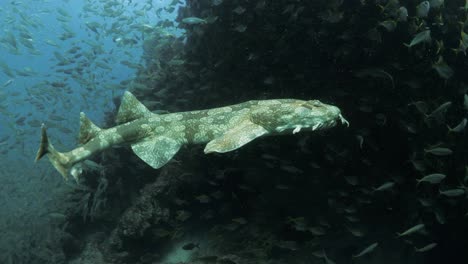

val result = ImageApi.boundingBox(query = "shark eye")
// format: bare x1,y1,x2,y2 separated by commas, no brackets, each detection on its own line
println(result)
303,101,322,109
311,101,323,107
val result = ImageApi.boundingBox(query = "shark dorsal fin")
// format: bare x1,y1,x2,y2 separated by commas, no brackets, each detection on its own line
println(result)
78,112,102,145
116,91,152,124
204,120,268,153
131,136,182,169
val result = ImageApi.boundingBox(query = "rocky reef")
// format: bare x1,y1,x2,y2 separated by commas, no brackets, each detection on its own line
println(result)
59,1,468,263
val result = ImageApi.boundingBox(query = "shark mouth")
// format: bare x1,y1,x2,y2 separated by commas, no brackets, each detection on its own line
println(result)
293,114,349,134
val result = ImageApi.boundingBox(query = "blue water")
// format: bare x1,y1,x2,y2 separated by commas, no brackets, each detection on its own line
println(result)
0,0,183,261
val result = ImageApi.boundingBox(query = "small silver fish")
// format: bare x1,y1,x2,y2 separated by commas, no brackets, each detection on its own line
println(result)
373,181,395,192
439,188,465,197
404,30,431,47
232,217,247,225
424,147,453,156
432,58,453,79
397,223,425,237
232,6,246,14
447,118,467,133
379,20,397,32
397,7,408,22
418,198,434,207
416,1,430,18
464,166,468,185
416,173,446,186
47,212,67,220
434,208,446,224
415,242,438,252
429,0,444,8
464,94,468,111
352,242,379,258
182,17,207,25
176,210,191,221
212,0,223,6
427,101,452,118
195,194,211,203
2,79,13,87
409,100,429,114
323,251,336,264
275,240,299,251
410,157,426,172
346,225,365,237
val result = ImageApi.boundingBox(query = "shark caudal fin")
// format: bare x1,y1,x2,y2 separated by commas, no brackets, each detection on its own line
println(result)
78,112,102,144
35,124,71,180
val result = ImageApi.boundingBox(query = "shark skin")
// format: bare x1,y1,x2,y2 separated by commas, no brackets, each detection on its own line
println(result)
35,91,348,181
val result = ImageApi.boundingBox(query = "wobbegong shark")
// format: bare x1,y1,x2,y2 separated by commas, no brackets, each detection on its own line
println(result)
35,91,348,181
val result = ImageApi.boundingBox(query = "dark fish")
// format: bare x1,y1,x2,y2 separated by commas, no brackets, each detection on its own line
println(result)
354,68,394,89
49,114,66,121
182,242,199,250
16,116,26,125
0,135,10,144
51,82,66,88
193,255,218,263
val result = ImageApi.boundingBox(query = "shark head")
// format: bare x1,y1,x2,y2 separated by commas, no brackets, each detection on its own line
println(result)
264,99,348,134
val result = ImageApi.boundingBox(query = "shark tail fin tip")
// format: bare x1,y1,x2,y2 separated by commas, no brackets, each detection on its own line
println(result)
78,112,102,144
115,91,152,124
35,123,49,162
35,124,71,180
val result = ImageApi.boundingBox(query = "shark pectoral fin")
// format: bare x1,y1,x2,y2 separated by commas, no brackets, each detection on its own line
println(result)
116,91,153,124
78,112,102,144
131,136,181,169
204,121,268,154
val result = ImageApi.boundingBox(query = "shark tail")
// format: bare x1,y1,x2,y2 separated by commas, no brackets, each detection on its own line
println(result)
35,124,71,180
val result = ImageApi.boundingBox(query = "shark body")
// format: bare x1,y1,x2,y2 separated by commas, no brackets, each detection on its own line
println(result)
36,91,348,181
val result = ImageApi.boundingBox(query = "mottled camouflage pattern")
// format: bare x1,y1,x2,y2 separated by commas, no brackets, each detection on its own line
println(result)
35,91,347,181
